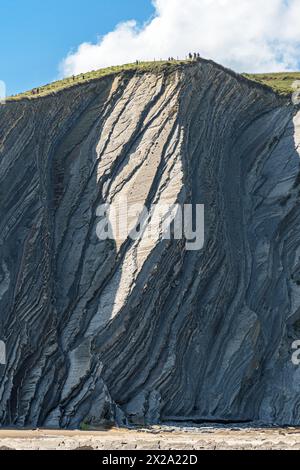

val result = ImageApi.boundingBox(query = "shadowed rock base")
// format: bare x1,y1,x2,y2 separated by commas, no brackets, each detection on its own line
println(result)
0,60,300,428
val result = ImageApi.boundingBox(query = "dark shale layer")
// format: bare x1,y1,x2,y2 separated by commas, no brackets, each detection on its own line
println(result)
0,60,300,428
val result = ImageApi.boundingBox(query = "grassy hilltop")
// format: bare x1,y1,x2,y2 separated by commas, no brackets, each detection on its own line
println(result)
7,61,186,101
244,72,300,96
6,60,300,101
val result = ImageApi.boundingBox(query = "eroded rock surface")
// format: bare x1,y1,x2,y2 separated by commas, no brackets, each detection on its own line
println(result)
0,60,300,428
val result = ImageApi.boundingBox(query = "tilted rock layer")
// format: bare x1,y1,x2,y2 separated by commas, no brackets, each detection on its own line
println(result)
0,60,300,428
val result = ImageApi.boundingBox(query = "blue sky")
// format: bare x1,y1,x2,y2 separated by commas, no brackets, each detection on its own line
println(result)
1,0,300,96
0,0,154,95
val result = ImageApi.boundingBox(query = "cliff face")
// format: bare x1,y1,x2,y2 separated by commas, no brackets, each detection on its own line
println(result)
0,61,300,428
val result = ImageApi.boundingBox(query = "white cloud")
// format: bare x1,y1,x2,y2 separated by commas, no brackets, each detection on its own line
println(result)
60,0,300,76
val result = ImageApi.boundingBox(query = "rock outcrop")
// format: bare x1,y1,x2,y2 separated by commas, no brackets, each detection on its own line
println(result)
0,60,300,428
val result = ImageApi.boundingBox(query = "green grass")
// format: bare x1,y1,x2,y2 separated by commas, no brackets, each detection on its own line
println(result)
7,60,188,101
243,72,300,96
79,421,90,431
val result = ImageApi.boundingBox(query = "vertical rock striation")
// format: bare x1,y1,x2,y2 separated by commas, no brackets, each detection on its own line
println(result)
0,60,300,427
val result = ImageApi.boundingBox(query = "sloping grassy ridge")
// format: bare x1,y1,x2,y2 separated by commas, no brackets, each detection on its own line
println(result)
6,60,300,101
244,72,300,96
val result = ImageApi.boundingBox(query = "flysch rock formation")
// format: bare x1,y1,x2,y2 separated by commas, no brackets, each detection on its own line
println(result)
0,59,300,428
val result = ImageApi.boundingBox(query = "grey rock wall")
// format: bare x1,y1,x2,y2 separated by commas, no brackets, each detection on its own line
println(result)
0,61,300,428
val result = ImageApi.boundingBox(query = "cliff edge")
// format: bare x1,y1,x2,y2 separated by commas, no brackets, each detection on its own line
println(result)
0,60,300,427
